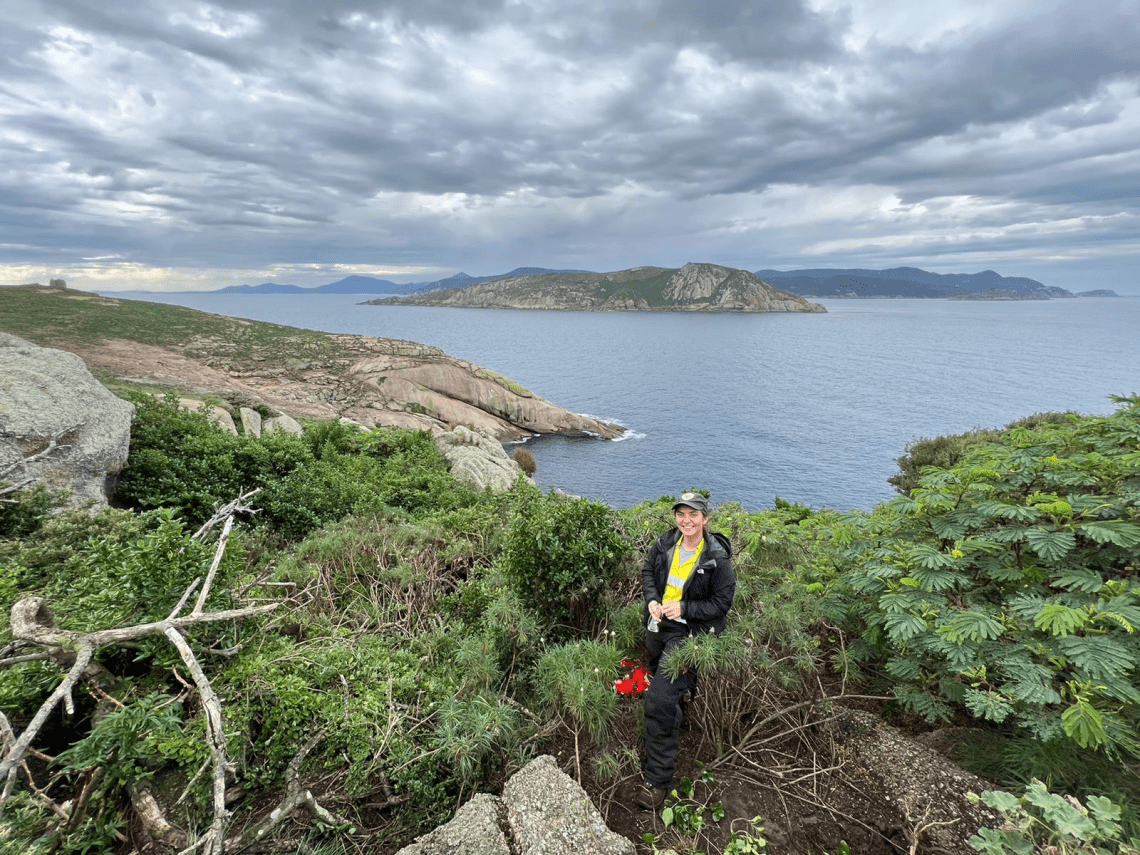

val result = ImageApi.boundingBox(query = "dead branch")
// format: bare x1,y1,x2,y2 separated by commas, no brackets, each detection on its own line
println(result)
230,787,354,852
192,488,261,543
205,644,244,658
0,639,94,782
129,782,189,850
63,766,104,835
165,627,231,855
194,515,235,615
0,651,55,668
21,759,70,822
169,579,203,621
9,595,278,649
0,711,15,802
707,692,890,771
286,731,327,798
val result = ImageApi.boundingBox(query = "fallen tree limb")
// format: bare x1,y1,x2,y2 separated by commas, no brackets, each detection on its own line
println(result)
165,627,230,855
0,639,94,782
9,596,278,649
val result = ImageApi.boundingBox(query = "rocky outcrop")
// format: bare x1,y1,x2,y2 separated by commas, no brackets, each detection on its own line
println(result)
263,414,303,436
836,708,1001,854
0,285,622,444
397,755,634,855
347,354,622,441
239,407,262,437
375,262,826,313
434,426,524,492
0,333,135,508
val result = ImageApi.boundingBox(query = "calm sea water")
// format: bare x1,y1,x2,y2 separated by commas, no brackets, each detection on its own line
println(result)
113,292,1140,512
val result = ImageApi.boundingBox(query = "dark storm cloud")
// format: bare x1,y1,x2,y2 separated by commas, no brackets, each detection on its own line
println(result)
1,0,1138,290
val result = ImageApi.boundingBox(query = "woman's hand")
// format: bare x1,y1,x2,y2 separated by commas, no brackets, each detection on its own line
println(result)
661,601,682,620
648,600,663,621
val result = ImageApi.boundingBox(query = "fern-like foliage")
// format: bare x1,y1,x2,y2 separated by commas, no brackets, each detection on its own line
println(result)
838,398,1140,759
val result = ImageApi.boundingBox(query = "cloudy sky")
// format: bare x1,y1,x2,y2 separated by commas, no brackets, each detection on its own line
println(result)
2,0,1138,293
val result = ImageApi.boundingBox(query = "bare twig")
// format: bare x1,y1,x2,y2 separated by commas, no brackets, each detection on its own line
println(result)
0,639,94,781
903,795,961,855
21,759,70,822
191,488,261,542
165,627,231,855
194,515,235,615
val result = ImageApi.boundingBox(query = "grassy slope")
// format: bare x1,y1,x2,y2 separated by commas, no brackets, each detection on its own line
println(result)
0,286,331,357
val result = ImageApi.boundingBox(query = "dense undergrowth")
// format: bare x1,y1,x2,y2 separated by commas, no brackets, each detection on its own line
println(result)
1,395,1139,854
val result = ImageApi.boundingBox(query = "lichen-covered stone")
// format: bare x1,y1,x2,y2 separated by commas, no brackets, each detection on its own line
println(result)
0,333,134,508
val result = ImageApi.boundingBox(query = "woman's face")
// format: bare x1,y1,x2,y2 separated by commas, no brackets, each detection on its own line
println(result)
675,507,707,540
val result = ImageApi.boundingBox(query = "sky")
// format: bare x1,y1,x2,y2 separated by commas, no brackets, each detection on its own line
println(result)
1,0,1138,294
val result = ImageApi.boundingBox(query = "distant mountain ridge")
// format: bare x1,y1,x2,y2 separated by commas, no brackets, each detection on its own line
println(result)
114,265,1118,300
207,268,585,295
755,267,1118,299
217,276,406,295
371,262,826,313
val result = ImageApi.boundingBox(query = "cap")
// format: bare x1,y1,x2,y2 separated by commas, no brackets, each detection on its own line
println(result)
672,491,709,513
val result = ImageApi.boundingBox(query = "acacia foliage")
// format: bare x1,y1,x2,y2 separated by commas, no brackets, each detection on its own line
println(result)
840,396,1140,758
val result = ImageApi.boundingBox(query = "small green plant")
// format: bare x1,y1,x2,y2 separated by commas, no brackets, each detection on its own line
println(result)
724,816,770,854
968,780,1140,855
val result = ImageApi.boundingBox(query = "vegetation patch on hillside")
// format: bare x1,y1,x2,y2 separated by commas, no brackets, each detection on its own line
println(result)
1,371,1138,854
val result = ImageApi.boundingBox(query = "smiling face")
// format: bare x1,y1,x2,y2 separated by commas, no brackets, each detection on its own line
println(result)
674,506,707,541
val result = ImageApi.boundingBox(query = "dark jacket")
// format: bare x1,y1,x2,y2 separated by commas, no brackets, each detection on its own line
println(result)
642,528,735,635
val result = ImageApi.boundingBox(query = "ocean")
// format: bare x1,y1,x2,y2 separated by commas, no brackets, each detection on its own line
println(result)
113,292,1140,512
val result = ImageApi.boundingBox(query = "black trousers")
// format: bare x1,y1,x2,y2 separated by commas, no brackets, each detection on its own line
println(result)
643,623,697,787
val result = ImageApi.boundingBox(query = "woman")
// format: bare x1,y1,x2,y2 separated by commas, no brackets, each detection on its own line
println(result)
638,491,735,810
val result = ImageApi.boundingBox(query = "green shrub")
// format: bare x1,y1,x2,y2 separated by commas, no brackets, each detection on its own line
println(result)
118,395,473,540
500,486,631,634
839,397,1140,761
0,484,67,539
889,411,1077,496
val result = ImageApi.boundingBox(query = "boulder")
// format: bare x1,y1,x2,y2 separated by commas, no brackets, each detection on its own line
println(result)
836,708,1001,853
503,755,634,855
397,756,634,855
0,333,134,508
434,426,522,492
263,414,303,436
394,793,510,855
207,407,238,435
175,397,237,435
239,407,262,437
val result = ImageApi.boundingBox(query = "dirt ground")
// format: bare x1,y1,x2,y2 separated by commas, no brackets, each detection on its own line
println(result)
535,695,912,855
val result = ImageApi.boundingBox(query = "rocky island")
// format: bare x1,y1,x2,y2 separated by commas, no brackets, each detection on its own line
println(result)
369,262,827,313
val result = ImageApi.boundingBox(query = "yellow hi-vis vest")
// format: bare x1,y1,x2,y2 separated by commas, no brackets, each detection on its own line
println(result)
663,539,703,621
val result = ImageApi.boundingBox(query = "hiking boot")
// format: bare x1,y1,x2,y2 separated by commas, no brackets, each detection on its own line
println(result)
636,781,668,811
